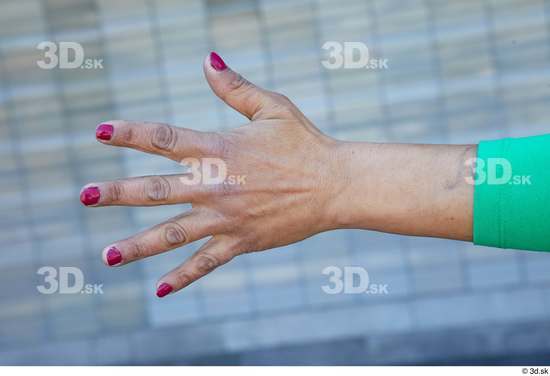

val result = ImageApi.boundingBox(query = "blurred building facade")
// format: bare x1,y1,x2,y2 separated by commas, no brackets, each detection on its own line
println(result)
1,0,550,365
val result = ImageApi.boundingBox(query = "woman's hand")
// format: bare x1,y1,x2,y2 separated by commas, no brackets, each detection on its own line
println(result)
80,52,344,297
82,52,475,298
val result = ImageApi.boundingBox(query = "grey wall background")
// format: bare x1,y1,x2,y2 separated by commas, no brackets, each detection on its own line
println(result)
1,0,550,365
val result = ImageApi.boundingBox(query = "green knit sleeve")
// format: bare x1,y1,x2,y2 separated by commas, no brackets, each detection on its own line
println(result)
474,134,550,252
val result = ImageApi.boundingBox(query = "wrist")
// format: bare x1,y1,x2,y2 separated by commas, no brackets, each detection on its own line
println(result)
323,140,377,230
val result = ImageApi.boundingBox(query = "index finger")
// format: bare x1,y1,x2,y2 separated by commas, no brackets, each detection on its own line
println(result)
95,120,219,162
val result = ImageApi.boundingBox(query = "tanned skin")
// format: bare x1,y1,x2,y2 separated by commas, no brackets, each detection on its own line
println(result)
81,53,475,297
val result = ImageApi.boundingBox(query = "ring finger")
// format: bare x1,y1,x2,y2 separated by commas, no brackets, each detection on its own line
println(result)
80,174,204,207
102,209,219,266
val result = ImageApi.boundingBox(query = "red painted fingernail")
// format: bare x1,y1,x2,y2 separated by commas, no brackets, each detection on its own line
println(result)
210,52,227,71
106,246,122,266
80,186,100,206
96,123,113,141
156,283,173,298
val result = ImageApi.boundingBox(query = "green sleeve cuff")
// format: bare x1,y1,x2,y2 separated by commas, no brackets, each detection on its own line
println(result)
473,134,550,252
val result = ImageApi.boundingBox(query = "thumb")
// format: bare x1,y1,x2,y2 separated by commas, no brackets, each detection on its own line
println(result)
203,52,272,120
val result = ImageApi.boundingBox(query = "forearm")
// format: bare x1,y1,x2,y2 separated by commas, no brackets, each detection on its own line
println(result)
331,141,477,241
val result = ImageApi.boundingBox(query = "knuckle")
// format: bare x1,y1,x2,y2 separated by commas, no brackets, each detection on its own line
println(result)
227,73,250,94
194,252,220,274
209,178,238,198
151,123,177,151
220,180,237,196
116,121,136,144
174,270,193,288
227,75,261,113
107,181,123,202
268,92,295,117
202,132,232,158
236,237,258,255
163,222,188,246
129,241,147,260
145,176,171,202
272,92,292,105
